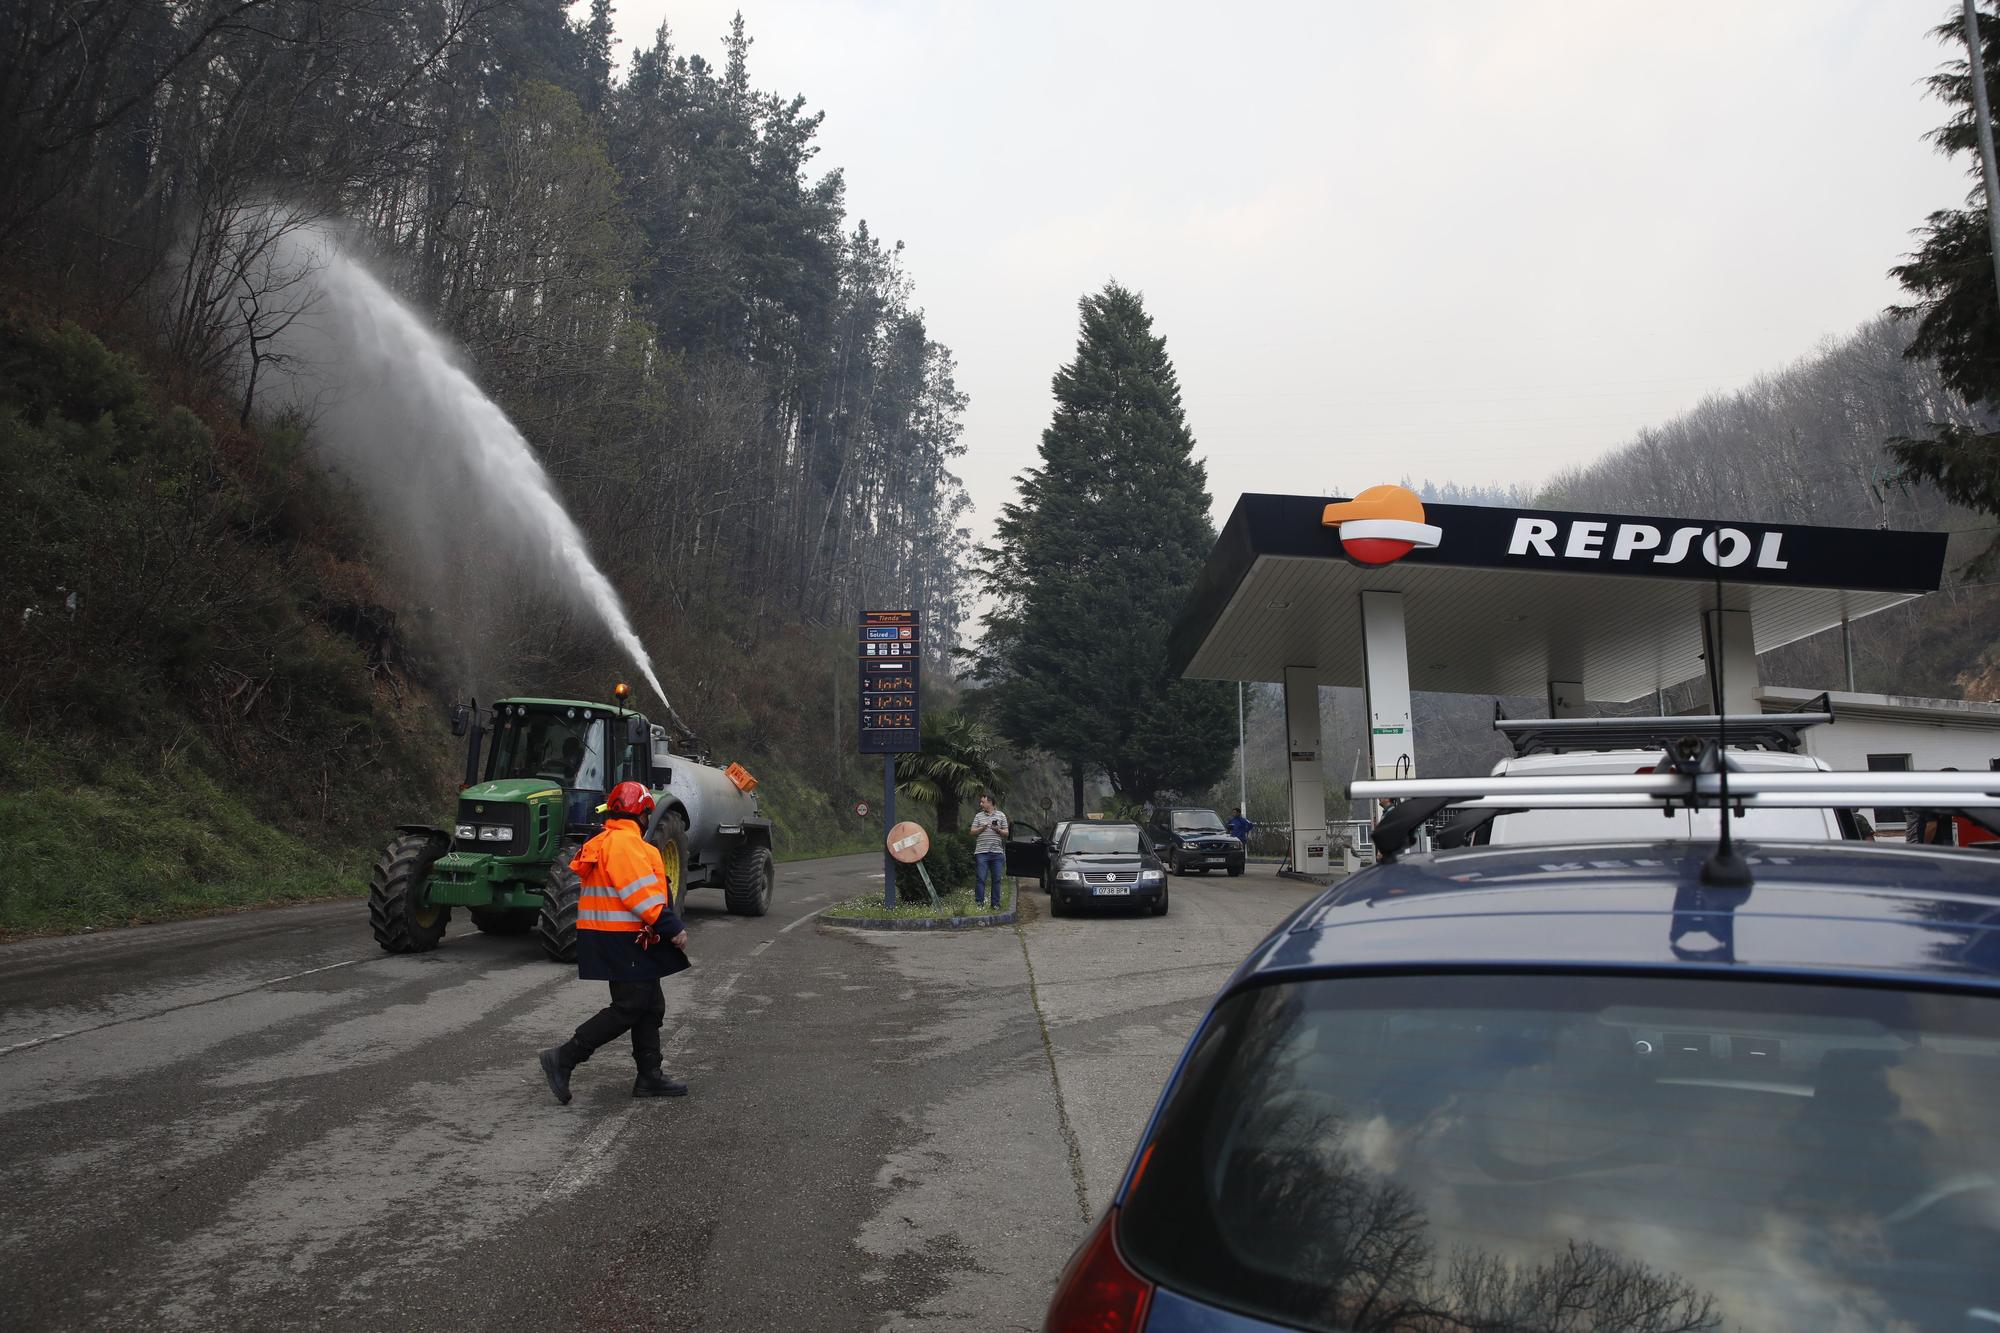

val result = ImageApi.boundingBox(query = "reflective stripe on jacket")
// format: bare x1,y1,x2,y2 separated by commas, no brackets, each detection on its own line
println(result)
570,818,680,935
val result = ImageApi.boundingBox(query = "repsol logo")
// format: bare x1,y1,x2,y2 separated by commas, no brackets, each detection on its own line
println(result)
1507,518,1788,570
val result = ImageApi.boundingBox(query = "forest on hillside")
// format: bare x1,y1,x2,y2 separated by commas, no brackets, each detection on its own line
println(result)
3,0,968,680
0,0,973,925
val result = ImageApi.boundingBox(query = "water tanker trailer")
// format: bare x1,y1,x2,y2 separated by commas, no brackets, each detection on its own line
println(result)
370,685,776,959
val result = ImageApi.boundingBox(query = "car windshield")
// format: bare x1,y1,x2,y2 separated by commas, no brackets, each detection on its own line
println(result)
1120,972,2000,1332
1064,825,1143,855
1173,809,1226,831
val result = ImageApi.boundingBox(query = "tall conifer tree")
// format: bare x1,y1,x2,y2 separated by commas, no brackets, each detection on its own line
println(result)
1891,2,2000,569
976,283,1235,810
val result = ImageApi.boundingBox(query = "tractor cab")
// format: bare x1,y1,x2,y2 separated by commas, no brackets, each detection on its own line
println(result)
457,696,657,835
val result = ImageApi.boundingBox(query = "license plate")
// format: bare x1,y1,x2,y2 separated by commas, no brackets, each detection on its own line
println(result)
1094,885,1131,896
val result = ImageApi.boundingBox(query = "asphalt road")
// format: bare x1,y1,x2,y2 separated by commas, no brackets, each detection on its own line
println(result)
0,856,1317,1331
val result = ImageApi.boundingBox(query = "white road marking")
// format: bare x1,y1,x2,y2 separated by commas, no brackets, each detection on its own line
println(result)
541,1104,636,1200
751,941,772,956
0,957,370,1059
539,970,743,1201
779,904,831,934
0,1032,73,1056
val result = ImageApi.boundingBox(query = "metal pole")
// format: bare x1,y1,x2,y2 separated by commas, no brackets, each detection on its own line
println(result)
1237,681,1248,820
1842,617,1856,692
1963,0,2000,305
883,754,897,910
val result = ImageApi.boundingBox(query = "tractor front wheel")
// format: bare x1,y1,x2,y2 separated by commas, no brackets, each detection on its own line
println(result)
470,907,537,935
369,833,449,953
723,845,775,917
535,862,580,963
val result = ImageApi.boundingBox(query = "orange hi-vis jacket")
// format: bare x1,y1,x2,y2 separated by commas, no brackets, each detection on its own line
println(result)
571,817,677,935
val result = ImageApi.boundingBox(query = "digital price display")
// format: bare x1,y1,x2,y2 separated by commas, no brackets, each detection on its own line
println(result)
858,610,920,754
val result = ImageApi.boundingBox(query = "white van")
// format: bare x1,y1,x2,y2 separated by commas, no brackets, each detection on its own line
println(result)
1453,748,1855,846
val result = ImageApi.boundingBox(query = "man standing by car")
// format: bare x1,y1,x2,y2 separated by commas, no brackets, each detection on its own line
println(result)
1907,770,1960,847
539,780,690,1104
970,793,1009,909
1226,807,1252,845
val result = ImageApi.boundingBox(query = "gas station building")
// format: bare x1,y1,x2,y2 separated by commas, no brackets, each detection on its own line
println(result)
1168,489,1951,874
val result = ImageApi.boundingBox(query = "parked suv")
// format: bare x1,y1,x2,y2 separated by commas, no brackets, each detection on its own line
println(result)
1438,748,1857,847
1147,807,1245,877
1432,703,1864,849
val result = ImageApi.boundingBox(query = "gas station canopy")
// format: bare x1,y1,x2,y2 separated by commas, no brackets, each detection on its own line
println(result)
1170,489,1950,877
1170,493,1948,703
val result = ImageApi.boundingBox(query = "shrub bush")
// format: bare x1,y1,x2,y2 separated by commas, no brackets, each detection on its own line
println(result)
895,828,975,899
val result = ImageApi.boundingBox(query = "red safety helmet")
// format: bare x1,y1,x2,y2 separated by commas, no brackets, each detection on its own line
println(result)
603,780,655,821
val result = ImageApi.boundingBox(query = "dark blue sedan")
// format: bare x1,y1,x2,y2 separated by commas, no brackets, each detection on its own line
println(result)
1043,840,2000,1332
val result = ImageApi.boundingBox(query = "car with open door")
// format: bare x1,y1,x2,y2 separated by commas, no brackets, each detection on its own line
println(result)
1007,820,1168,917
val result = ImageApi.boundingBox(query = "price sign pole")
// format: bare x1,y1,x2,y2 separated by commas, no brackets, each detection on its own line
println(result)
858,610,921,908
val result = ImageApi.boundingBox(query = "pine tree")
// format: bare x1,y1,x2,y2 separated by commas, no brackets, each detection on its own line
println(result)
974,283,1235,810
582,0,617,112
1890,2,2000,570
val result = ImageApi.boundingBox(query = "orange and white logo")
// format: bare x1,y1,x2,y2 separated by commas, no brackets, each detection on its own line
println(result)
1321,485,1443,566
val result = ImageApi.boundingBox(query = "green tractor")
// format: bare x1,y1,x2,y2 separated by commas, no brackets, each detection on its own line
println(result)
371,689,776,959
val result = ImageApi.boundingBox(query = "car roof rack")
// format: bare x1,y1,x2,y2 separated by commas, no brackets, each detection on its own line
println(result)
1493,693,1833,756
1359,749,2000,866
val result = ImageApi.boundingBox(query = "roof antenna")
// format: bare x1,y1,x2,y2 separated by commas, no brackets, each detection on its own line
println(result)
1702,549,1752,887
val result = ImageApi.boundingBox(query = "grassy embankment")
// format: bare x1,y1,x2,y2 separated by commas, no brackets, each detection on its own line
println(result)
0,732,372,935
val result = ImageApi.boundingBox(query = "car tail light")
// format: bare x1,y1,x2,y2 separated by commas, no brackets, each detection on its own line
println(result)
1044,1206,1153,1333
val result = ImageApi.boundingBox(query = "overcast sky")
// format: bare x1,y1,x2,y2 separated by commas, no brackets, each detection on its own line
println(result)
607,1,1968,541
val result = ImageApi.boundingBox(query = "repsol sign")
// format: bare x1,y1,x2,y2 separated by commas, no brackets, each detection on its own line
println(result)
1506,518,1789,570
1353,498,1949,594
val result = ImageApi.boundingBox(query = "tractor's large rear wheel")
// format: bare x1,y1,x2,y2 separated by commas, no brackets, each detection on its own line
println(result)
723,844,775,917
370,833,449,953
535,862,581,963
470,907,537,935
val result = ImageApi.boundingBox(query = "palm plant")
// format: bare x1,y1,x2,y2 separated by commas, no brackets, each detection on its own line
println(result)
896,710,1009,835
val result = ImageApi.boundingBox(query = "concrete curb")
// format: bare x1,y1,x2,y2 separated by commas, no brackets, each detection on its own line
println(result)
820,906,1017,932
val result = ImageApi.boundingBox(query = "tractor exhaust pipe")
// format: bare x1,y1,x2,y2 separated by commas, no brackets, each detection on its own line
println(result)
453,698,484,789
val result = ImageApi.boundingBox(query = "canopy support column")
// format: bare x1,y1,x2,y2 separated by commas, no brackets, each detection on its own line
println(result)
1701,608,1758,714
1361,590,1415,780
1283,665,1330,875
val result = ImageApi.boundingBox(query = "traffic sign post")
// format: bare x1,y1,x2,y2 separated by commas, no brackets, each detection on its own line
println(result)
860,611,921,907
886,820,937,905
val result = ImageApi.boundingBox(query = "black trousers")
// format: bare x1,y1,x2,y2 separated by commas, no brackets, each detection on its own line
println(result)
566,980,666,1070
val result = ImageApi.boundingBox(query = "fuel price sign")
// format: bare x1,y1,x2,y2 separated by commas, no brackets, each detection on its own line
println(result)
858,610,920,754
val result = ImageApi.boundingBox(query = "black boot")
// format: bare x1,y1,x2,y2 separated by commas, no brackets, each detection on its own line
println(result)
632,1068,688,1098
539,1046,580,1105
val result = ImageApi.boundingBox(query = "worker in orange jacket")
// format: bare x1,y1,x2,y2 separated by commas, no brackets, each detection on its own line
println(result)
539,781,690,1103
